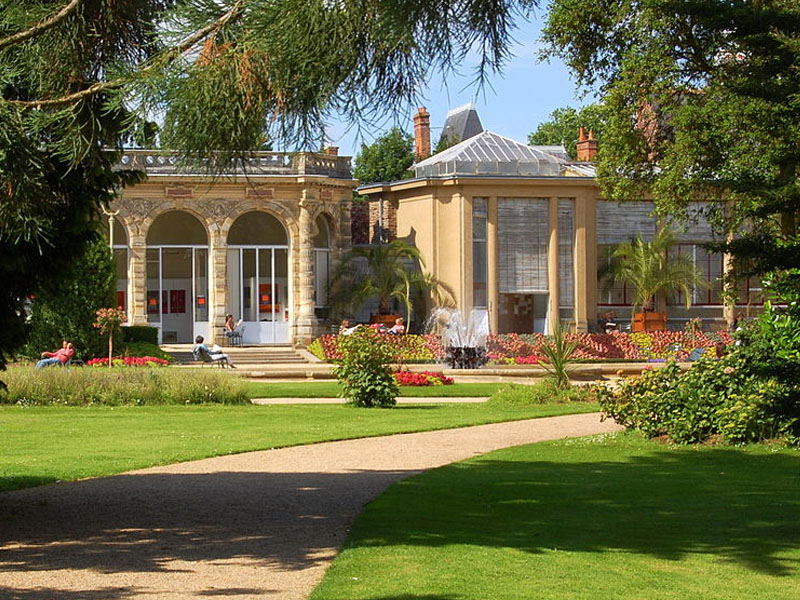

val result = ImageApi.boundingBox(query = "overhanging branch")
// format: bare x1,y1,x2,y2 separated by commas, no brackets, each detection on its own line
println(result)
0,0,84,52
5,0,247,109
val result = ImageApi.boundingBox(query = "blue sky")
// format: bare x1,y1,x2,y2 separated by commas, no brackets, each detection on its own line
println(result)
324,15,591,157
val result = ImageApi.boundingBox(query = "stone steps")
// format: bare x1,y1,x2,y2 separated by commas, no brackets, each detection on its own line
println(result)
164,345,309,365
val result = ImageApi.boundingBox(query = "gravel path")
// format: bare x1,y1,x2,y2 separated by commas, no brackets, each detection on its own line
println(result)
0,413,621,600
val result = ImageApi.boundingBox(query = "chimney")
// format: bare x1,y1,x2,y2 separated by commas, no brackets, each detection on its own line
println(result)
413,107,431,160
324,146,339,156
576,128,598,162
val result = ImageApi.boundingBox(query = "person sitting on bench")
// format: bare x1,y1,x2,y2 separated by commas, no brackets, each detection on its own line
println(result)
193,336,236,368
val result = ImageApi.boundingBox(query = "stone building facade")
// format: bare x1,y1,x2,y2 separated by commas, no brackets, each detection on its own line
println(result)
109,150,356,346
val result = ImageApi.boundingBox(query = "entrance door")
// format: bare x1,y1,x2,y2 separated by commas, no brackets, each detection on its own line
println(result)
146,247,209,343
226,247,289,344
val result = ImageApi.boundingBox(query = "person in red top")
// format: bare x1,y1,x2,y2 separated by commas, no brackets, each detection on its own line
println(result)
36,340,74,369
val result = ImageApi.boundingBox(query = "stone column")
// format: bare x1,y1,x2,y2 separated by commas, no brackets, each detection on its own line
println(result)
209,227,228,345
548,197,560,335
128,231,149,326
296,189,317,345
487,196,499,334
574,194,589,332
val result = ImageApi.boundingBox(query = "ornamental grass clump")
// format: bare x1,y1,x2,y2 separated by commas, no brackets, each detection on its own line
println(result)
334,327,398,407
0,368,248,406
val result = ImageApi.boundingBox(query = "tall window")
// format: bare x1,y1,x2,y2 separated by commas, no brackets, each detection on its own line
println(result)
472,198,488,308
558,199,575,319
313,215,332,312
668,244,723,305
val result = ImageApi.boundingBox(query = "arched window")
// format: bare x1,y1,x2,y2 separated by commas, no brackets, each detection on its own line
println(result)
146,211,209,343
226,211,290,343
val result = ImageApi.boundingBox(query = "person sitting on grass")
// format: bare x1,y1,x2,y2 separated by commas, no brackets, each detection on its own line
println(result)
36,340,74,369
388,317,405,335
193,336,236,368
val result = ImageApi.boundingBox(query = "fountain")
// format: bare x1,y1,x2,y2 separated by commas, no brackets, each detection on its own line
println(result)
425,307,490,369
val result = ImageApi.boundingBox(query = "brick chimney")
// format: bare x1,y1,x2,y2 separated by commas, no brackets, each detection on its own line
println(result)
413,107,431,160
576,127,598,162
324,146,339,156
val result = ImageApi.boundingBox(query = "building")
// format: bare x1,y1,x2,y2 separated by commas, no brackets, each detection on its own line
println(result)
358,108,742,335
109,149,356,346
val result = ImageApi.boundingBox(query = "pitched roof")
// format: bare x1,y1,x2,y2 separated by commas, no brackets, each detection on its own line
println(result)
413,131,590,178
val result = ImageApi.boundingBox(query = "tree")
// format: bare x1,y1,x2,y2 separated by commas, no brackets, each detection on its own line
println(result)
528,103,607,159
353,128,415,185
602,228,709,319
22,236,117,361
329,240,440,328
0,1,535,382
542,0,800,303
433,132,461,155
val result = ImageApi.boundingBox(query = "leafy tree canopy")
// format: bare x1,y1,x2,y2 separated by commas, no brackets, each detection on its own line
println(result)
543,0,800,302
528,103,607,159
353,127,414,184
0,0,535,378
433,132,461,155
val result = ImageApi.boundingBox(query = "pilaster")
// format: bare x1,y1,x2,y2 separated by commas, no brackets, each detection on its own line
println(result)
296,188,317,345
128,234,148,326
574,194,589,332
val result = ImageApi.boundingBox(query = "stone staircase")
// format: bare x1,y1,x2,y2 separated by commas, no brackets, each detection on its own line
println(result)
163,345,309,365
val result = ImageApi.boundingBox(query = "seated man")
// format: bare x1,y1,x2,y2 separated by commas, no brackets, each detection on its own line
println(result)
36,340,74,369
193,336,236,368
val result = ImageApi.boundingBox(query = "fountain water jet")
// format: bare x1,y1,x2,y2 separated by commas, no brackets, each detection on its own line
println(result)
425,307,490,369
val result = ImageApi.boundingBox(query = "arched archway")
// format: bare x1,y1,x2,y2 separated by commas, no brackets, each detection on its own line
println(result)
146,211,210,343
226,211,290,344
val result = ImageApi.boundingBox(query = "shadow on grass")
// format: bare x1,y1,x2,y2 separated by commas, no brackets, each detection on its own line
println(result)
348,444,800,577
0,475,58,494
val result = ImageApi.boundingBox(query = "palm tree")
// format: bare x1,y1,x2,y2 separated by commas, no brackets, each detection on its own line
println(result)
603,228,709,319
330,240,449,331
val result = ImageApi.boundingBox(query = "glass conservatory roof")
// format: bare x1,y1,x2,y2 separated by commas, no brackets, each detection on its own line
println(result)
412,131,590,178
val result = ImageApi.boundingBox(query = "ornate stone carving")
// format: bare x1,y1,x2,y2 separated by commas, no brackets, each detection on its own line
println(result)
115,197,160,220
196,199,238,221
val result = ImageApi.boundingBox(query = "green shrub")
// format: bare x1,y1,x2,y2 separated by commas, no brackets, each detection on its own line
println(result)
539,320,578,389
22,237,116,360
307,337,326,360
334,327,398,407
0,367,248,406
121,341,174,362
122,325,159,345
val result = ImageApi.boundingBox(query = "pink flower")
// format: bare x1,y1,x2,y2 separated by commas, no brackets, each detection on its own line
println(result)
723,366,735,375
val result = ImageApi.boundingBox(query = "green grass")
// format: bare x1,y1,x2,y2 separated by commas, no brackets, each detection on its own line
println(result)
311,433,800,600
244,381,507,398
0,401,597,493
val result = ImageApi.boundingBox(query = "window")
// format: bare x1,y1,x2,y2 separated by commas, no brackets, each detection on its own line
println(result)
668,243,723,305
472,198,488,308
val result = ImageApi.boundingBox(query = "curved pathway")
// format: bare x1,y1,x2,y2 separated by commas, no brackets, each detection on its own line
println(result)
0,413,621,600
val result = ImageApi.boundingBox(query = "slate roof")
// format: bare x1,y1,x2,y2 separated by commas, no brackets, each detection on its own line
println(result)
440,103,484,144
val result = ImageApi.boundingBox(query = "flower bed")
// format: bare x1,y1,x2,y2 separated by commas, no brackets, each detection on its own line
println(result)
487,330,733,363
86,356,170,367
394,370,454,386
311,330,733,363
313,333,442,362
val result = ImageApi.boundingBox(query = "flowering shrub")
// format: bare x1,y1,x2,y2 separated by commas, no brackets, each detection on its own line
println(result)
94,307,127,366
87,356,170,367
394,370,454,386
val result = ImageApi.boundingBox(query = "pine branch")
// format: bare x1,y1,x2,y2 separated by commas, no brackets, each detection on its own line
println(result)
0,0,84,51
6,0,247,110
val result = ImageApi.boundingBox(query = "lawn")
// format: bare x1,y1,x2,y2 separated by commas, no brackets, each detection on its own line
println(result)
311,433,800,600
0,401,597,493
244,381,506,398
